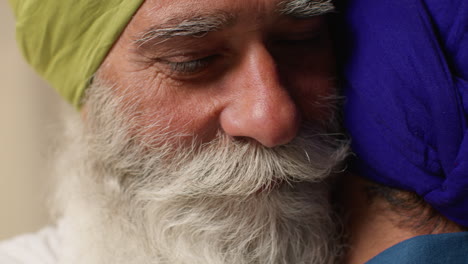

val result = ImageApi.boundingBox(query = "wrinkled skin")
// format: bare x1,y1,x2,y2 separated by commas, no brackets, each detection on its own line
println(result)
97,0,336,148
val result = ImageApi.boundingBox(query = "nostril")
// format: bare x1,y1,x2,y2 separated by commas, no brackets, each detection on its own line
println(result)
231,136,260,146
232,136,249,143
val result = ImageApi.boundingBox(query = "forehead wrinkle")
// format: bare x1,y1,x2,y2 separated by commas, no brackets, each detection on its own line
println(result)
278,0,335,18
135,10,237,46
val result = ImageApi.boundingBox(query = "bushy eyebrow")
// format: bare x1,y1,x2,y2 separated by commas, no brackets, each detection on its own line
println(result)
134,1,334,47
278,0,335,18
134,11,236,46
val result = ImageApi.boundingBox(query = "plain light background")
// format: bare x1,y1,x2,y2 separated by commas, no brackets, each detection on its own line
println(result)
1,1,63,240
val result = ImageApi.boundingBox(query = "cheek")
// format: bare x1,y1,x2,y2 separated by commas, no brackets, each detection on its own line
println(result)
115,77,223,146
138,102,221,145
295,77,337,123
283,48,337,123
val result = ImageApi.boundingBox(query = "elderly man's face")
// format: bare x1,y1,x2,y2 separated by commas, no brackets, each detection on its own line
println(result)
61,1,347,263
98,0,336,147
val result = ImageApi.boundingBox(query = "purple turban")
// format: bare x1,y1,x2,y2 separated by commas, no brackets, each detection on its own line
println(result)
343,0,468,226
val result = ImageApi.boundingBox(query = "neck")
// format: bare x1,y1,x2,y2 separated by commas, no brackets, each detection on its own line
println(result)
339,174,463,264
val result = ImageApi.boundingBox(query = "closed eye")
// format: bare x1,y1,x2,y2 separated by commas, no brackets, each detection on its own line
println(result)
160,55,220,76
274,31,324,47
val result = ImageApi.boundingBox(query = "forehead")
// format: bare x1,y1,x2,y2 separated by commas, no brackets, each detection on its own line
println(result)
140,0,286,16
133,0,332,26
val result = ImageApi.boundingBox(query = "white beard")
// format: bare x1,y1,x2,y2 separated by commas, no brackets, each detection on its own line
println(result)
52,83,349,264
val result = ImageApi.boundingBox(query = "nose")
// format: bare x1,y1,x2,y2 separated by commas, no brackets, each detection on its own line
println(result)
220,43,301,148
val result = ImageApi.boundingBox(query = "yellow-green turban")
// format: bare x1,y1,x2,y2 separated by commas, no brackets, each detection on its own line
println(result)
8,0,145,108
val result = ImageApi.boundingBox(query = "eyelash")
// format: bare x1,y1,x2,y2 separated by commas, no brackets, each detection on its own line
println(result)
275,31,323,46
163,55,218,75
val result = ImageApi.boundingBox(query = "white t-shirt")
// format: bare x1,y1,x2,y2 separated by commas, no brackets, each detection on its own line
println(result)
0,225,60,264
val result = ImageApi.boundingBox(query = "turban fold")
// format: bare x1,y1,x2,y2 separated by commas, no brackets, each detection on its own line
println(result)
343,0,468,225
8,0,145,108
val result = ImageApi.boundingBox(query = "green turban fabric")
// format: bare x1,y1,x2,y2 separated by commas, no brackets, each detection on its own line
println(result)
8,0,145,108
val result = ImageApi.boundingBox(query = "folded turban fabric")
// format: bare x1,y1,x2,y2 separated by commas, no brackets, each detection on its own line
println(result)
8,0,145,108
343,0,468,226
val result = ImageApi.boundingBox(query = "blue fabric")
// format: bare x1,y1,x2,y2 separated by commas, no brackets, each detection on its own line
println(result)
366,232,468,264
342,0,468,225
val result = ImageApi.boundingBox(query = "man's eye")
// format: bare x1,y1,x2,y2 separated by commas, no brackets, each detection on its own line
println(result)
274,31,324,47
278,36,322,46
281,37,320,45
163,55,218,75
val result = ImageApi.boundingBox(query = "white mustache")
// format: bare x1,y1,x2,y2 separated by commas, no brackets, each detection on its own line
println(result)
52,81,350,264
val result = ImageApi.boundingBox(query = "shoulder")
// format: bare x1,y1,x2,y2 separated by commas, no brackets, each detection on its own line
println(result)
0,225,60,264
367,232,468,264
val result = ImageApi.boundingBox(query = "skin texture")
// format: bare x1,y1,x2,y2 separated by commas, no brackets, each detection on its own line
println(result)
97,0,336,148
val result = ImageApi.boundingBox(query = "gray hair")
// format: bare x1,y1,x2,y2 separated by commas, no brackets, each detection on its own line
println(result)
54,80,349,264
279,0,335,18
